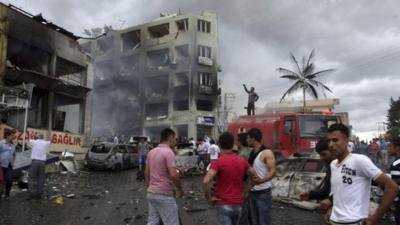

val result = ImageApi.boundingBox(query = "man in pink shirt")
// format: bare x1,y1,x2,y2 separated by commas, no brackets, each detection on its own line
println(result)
145,128,184,225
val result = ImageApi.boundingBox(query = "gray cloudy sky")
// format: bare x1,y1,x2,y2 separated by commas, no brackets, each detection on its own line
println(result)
5,0,400,140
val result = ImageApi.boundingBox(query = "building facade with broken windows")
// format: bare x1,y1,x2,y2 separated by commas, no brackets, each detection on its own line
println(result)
82,11,220,141
0,4,92,153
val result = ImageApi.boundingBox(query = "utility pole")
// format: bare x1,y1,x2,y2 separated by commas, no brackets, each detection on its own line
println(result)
222,93,235,131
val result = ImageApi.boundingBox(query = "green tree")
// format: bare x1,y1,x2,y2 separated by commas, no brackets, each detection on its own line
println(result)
387,97,400,139
277,50,335,107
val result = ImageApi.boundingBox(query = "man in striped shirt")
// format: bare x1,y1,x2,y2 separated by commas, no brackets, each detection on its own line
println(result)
389,137,400,225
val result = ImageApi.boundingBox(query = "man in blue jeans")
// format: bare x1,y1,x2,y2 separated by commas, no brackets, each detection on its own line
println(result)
246,128,276,225
203,132,260,225
145,128,184,225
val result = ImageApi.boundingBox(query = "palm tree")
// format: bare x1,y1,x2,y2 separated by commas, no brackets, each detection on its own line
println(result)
277,50,335,107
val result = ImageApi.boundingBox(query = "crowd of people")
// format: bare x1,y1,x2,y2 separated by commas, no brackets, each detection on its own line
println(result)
145,125,400,225
0,124,399,225
349,137,394,171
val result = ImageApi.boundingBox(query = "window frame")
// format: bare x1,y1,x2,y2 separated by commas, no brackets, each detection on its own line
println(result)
197,20,211,33
198,45,212,58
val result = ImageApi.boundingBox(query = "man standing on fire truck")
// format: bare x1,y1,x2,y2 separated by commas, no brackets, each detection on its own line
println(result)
243,84,259,116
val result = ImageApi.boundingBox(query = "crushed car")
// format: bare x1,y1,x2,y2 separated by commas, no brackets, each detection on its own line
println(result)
272,155,384,215
85,142,139,171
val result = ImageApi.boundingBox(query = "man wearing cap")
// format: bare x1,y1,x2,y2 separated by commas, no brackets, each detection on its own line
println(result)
28,133,50,199
0,130,16,199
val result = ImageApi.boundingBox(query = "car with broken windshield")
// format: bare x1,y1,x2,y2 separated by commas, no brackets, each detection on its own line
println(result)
85,142,139,171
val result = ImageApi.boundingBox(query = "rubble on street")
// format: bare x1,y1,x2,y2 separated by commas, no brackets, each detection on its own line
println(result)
0,165,395,225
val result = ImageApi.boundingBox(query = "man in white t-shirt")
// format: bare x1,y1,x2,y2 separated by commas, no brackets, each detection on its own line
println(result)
207,139,220,161
326,124,397,225
29,134,50,199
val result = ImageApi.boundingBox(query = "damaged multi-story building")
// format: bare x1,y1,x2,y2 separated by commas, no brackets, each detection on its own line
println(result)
82,11,220,141
0,4,92,153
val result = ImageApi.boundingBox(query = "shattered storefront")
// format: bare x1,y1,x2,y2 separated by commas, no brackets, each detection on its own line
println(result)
0,4,92,153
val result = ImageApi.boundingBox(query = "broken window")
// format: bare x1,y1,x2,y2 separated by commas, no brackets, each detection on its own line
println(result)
146,75,169,99
176,19,189,31
121,30,141,52
174,100,189,111
53,94,83,134
96,35,114,53
7,37,51,75
198,72,213,94
197,20,211,33
199,72,212,86
198,45,211,58
56,57,85,86
174,73,189,102
145,103,168,118
196,100,213,111
174,45,189,66
119,55,139,76
147,48,170,68
148,23,169,38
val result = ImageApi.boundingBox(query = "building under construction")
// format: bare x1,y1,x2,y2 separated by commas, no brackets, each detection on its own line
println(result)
0,4,92,152
82,11,220,141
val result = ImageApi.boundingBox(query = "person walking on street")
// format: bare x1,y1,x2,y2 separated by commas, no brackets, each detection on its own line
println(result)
28,134,50,199
145,128,184,225
243,84,259,116
299,137,334,201
196,139,209,173
208,139,220,162
138,137,150,171
0,130,16,200
246,128,276,225
389,137,400,225
325,124,398,225
202,132,260,225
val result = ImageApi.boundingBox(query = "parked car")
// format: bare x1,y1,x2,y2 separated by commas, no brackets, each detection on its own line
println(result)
85,142,139,171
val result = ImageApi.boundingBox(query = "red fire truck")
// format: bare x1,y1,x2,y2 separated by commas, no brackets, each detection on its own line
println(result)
228,112,342,158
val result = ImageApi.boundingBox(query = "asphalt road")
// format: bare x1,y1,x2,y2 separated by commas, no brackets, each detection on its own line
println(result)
0,169,393,225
